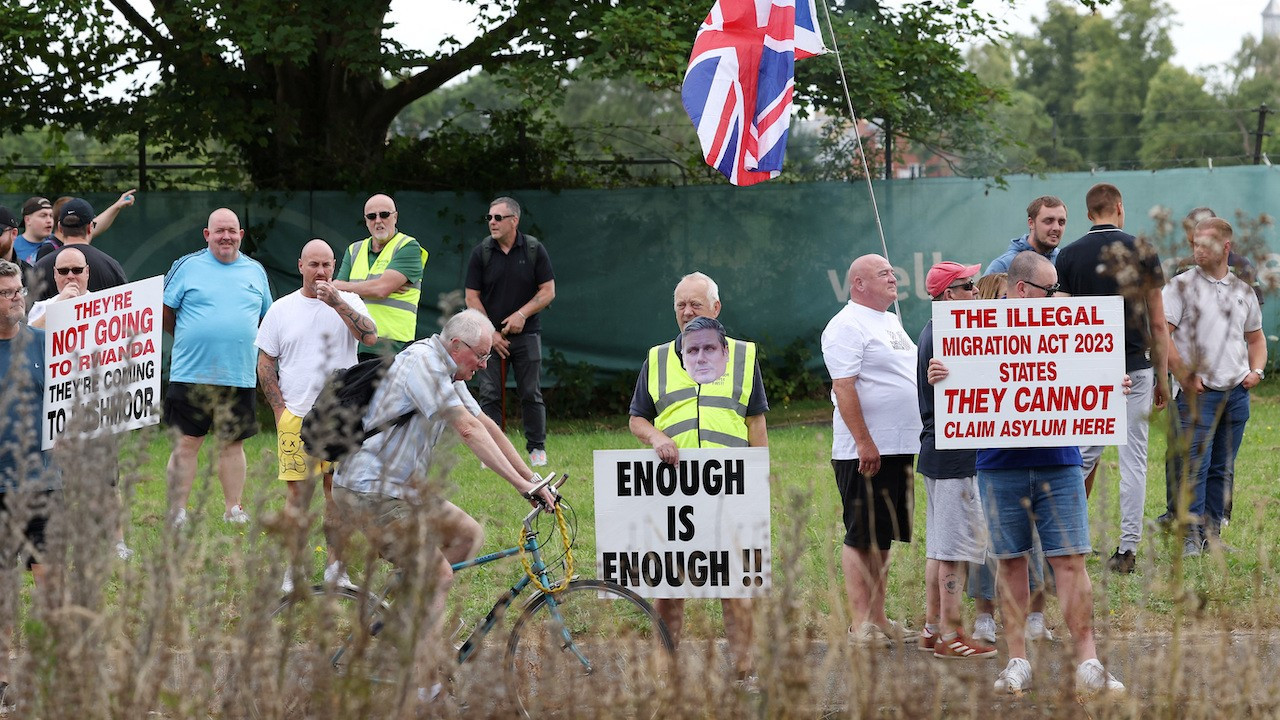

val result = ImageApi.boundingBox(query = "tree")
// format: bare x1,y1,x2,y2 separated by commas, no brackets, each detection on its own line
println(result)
1137,64,1235,169
0,0,1021,190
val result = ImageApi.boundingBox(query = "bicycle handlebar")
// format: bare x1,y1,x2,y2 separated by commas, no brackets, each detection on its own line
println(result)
522,472,568,514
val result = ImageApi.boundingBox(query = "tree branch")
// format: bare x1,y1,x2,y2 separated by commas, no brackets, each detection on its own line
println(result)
106,0,171,52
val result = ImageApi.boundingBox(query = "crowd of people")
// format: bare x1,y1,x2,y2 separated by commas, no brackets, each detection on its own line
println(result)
0,180,1267,705
822,182,1265,695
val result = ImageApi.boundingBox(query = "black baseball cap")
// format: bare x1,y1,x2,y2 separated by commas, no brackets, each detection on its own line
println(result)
59,198,96,229
0,206,17,231
21,197,51,218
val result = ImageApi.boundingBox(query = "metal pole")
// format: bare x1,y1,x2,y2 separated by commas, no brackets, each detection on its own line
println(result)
138,126,148,190
1253,104,1272,165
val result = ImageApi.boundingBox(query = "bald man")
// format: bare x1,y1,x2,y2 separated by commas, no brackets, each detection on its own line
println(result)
821,254,921,647
333,194,426,360
162,208,272,526
28,247,89,329
258,239,377,591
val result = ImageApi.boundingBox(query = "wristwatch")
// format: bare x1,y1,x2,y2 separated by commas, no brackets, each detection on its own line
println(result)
1252,368,1265,380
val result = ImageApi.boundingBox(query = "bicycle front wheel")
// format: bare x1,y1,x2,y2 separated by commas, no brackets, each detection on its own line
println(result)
506,579,675,718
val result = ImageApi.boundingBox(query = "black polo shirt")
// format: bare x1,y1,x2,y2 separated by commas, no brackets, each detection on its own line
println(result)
1055,224,1164,371
464,232,554,334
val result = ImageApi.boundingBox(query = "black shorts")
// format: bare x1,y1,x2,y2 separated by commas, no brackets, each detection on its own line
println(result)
162,383,258,441
0,490,59,570
833,455,915,550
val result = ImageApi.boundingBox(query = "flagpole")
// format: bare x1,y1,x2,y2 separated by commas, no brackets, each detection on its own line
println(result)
817,0,901,318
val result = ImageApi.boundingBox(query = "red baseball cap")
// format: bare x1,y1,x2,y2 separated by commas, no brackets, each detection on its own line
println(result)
925,261,981,297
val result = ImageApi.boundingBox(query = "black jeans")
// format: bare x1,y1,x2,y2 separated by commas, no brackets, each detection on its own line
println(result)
474,332,546,452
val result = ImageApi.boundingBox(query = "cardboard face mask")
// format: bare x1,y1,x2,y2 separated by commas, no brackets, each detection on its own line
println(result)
682,328,729,384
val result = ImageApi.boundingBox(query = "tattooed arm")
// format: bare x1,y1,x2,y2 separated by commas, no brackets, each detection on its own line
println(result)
315,280,378,347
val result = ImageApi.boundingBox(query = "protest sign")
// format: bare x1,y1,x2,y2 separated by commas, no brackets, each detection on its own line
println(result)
932,296,1125,450
42,276,163,449
594,447,770,599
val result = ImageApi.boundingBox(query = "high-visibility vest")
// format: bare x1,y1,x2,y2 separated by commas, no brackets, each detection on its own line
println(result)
347,233,427,342
647,336,755,449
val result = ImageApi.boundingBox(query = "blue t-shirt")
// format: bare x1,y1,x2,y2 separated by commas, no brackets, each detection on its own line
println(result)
0,326,59,492
164,249,272,387
12,235,52,266
976,446,1082,471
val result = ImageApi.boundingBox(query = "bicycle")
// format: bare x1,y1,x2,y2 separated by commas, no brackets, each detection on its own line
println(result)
264,472,675,717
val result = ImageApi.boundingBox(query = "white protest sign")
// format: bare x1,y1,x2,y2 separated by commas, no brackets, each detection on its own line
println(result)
42,276,163,449
932,296,1126,449
594,447,770,599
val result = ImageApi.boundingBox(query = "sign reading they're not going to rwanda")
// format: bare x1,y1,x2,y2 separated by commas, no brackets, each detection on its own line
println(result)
594,448,770,599
932,296,1126,450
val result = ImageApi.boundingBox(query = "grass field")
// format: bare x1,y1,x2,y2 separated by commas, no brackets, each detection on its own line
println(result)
16,384,1280,717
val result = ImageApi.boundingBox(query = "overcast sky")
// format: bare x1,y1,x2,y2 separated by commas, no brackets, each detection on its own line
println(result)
389,0,1272,77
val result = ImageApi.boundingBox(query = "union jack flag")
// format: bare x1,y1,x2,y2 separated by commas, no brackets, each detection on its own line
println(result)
682,0,826,186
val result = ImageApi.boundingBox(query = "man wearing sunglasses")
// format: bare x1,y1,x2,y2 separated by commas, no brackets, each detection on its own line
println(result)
927,250,1125,695
333,194,427,361
1054,183,1168,576
27,248,89,329
464,197,556,468
32,199,127,301
914,261,996,660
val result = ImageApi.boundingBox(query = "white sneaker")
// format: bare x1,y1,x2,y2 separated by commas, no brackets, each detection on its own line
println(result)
1075,658,1124,694
530,449,548,467
324,561,357,590
171,508,188,528
114,541,133,561
281,572,295,594
1025,612,1056,642
994,657,1033,693
224,505,250,524
972,613,997,644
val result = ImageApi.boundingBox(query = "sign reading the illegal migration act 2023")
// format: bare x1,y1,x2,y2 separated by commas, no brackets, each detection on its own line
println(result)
593,448,770,599
42,276,163,449
932,296,1125,450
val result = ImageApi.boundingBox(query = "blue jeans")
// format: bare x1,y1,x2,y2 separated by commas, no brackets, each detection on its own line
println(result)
1168,386,1250,539
474,332,547,452
978,466,1091,559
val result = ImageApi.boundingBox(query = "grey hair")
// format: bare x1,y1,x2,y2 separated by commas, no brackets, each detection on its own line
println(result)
442,308,494,346
676,271,720,304
681,315,728,347
490,196,521,218
0,260,19,279
1007,250,1052,285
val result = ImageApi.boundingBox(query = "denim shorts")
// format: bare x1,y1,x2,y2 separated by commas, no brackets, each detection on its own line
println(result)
978,465,1091,559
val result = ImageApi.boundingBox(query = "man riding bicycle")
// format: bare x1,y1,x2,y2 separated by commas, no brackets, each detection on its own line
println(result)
331,308,555,681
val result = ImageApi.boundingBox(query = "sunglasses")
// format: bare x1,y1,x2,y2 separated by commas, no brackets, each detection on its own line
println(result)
364,211,393,221
947,280,976,292
484,214,512,222
1024,280,1060,297
56,266,87,276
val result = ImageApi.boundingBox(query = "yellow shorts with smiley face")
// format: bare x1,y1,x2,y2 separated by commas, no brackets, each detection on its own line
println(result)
276,408,333,481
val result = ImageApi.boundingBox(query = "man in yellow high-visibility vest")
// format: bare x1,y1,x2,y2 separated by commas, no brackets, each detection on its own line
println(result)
334,194,426,360
628,271,768,689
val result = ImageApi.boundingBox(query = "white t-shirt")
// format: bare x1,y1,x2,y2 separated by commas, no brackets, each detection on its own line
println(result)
27,297,56,325
821,301,922,460
1164,267,1262,391
255,289,375,416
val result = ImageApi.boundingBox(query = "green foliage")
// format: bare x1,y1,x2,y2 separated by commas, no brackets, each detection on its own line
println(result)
759,338,828,406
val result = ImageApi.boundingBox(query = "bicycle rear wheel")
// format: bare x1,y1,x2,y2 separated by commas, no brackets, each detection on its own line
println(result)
506,579,674,718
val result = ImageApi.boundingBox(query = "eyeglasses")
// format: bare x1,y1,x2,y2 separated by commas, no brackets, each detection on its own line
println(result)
456,338,491,365
1023,280,1060,297
56,266,87,276
947,280,976,292
484,214,512,222
364,211,393,221
0,287,27,300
